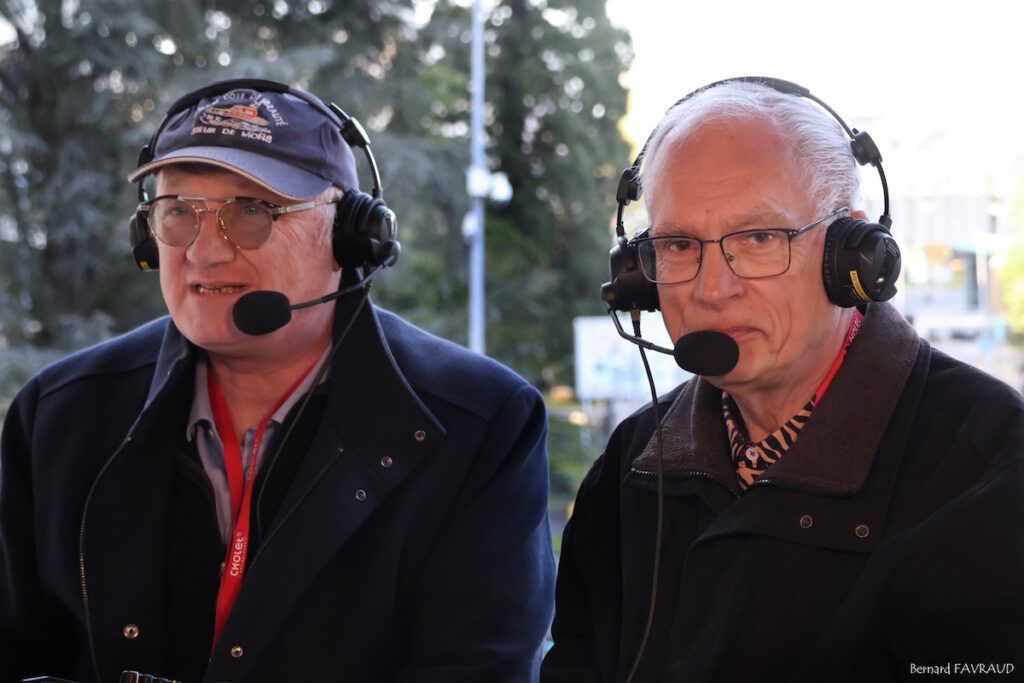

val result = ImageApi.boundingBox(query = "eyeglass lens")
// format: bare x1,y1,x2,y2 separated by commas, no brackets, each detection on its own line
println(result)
149,197,273,249
637,230,793,283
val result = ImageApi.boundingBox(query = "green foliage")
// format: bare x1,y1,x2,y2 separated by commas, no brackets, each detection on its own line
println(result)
0,0,633,398
998,175,1024,338
546,408,600,554
1001,243,1024,336
482,0,633,386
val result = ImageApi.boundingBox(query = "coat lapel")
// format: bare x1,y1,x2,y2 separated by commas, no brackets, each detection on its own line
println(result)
625,303,928,549
629,303,922,493
208,296,446,676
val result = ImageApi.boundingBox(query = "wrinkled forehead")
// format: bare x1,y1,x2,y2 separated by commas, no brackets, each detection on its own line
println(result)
641,113,800,198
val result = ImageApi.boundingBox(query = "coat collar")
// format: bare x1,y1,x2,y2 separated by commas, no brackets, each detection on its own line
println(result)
630,302,923,497
141,293,446,451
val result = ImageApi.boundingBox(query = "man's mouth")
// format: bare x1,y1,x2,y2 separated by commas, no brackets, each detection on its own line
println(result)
194,284,245,295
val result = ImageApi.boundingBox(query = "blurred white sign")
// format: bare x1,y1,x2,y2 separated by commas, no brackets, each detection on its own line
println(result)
574,313,691,402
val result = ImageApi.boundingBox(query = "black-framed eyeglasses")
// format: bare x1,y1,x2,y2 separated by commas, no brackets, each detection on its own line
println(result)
136,195,340,250
634,206,848,284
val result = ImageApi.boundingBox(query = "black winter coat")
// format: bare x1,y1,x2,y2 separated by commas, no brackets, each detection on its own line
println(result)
1,297,555,683
543,303,1024,682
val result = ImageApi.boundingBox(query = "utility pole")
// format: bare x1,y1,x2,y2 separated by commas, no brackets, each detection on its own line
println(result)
467,0,487,354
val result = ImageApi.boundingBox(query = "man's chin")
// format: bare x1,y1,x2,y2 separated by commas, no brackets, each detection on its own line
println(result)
175,322,253,354
701,359,758,391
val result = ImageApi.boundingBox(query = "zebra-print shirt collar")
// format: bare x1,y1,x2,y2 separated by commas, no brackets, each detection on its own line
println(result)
722,310,865,490
723,392,814,491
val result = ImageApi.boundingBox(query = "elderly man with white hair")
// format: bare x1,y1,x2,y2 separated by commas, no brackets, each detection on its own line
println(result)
543,78,1024,682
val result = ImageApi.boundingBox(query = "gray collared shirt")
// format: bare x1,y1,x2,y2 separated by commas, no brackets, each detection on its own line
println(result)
187,349,330,544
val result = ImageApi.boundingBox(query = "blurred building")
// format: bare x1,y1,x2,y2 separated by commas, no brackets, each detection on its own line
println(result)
863,119,1024,390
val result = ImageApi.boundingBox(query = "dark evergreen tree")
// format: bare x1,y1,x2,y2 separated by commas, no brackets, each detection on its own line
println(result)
415,0,633,385
0,0,429,348
0,0,632,393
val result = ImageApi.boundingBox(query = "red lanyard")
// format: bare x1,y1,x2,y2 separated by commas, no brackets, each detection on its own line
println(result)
207,362,317,648
813,308,864,405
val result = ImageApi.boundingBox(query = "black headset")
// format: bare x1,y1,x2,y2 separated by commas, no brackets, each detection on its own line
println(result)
601,76,901,312
128,78,399,276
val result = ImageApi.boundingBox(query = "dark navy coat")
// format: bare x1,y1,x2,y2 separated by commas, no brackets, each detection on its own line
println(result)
1,295,555,682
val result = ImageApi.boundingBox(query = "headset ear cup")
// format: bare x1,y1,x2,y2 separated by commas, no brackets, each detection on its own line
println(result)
332,191,397,270
332,191,357,268
821,218,844,305
366,201,399,263
128,210,160,270
822,217,901,307
601,235,660,312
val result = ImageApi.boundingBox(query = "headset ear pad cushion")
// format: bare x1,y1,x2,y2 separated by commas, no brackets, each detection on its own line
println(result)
822,217,902,307
601,235,660,312
129,210,160,270
331,191,394,269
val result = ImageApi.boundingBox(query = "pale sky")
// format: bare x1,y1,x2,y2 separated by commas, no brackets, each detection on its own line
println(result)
604,0,1024,200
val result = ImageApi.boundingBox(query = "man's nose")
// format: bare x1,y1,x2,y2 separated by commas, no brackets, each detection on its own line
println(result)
186,208,236,263
691,243,743,305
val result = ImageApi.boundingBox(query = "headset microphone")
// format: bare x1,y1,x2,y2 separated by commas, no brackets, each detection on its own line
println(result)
673,331,739,376
232,248,398,336
608,309,741,376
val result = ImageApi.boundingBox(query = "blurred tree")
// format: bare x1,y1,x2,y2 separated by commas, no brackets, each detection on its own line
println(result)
0,0,633,392
435,0,634,386
0,0,436,349
0,0,168,348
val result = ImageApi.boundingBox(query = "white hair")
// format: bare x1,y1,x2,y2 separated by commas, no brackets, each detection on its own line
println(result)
639,80,862,217
316,185,347,246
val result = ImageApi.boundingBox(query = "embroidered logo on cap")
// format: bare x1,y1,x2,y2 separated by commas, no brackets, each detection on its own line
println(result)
202,104,270,130
190,91,289,145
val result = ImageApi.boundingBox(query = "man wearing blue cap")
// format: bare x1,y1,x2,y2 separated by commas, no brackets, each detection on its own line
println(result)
0,80,555,682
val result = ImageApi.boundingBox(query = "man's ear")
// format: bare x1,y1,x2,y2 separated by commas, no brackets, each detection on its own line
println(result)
851,209,869,220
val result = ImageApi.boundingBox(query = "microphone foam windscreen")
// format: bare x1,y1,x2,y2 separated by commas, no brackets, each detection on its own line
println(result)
232,290,292,336
673,331,740,376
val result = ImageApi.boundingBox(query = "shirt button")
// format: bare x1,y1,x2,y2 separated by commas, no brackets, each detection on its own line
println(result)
355,489,367,501
122,623,140,639
380,455,393,468
414,429,427,442
230,644,244,658
745,447,758,460
854,523,870,538
799,515,814,529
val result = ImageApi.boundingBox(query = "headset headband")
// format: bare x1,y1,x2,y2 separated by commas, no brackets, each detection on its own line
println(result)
616,76,891,234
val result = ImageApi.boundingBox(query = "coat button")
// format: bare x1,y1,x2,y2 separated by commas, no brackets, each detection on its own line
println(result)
799,515,813,529
380,455,393,468
854,523,870,538
230,644,244,658
122,623,140,639
414,429,427,442
355,489,367,501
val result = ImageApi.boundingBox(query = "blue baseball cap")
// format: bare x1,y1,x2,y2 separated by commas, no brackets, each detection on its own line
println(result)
128,85,358,199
